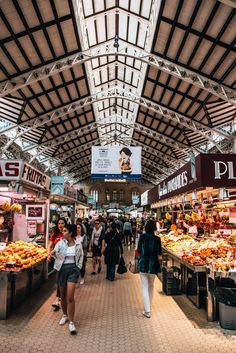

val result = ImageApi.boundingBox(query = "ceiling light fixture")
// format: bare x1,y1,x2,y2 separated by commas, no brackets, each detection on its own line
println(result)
113,35,119,48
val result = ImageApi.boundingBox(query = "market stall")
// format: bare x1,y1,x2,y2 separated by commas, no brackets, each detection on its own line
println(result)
0,160,51,319
148,153,236,321
0,240,47,319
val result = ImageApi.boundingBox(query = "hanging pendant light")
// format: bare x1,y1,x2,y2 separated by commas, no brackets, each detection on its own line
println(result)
191,191,197,201
219,188,229,200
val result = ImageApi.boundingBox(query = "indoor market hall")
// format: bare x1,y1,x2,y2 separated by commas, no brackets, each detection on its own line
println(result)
0,0,236,352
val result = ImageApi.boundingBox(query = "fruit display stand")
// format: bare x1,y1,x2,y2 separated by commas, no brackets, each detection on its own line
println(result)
0,241,47,319
161,232,236,318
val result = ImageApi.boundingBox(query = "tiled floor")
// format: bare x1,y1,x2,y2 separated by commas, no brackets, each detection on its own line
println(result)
0,247,235,353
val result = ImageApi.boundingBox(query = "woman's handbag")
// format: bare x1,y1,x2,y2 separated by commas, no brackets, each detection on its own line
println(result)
117,255,127,274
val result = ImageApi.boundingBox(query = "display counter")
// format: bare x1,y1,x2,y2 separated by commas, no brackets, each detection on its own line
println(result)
162,233,236,320
162,247,207,308
0,260,47,319
0,240,48,319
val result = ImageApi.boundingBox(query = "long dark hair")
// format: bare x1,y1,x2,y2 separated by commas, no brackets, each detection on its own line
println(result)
76,223,84,236
54,217,67,238
145,220,157,234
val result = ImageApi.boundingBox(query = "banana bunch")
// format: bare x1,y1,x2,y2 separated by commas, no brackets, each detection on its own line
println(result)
185,214,191,220
11,203,22,213
191,211,199,221
165,212,172,220
2,201,11,212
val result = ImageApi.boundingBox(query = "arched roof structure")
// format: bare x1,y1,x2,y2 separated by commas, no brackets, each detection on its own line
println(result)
0,0,235,185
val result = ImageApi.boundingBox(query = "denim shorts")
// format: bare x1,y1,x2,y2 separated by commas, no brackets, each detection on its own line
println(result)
57,263,80,286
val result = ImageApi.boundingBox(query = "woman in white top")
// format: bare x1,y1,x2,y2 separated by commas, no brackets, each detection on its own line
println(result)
51,224,83,334
156,218,167,234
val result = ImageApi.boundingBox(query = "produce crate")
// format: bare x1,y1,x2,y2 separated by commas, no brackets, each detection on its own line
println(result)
219,302,236,330
162,266,181,296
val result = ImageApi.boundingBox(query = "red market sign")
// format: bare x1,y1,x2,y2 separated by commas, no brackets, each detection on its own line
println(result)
148,154,236,203
0,160,51,191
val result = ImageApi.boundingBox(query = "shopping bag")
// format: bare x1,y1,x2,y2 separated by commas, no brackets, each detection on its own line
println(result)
117,256,127,274
128,258,139,274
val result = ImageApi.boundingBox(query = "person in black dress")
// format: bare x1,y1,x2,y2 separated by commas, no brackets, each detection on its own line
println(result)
104,222,123,281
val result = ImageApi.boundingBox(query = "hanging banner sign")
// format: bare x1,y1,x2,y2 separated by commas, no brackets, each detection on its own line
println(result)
51,176,64,195
0,160,23,180
148,154,236,203
0,160,51,191
21,163,51,191
91,146,142,179
141,191,149,206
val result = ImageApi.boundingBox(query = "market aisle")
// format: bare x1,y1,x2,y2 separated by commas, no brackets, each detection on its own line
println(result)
0,248,235,353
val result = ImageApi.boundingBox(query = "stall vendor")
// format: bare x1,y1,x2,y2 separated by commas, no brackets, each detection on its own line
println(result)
156,218,167,234
183,220,198,236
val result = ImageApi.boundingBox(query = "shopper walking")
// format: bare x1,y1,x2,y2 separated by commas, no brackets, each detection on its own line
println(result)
51,224,83,334
104,222,123,281
137,220,162,318
123,218,132,245
47,217,67,310
76,221,88,284
89,219,105,275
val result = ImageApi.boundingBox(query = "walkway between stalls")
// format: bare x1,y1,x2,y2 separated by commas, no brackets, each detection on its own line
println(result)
0,247,235,353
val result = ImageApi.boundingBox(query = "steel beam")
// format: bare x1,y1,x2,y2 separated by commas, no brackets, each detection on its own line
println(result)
1,40,235,105
132,139,186,167
40,139,100,164
1,87,231,153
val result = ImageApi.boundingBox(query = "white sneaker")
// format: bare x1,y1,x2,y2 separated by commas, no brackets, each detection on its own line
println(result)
59,314,68,325
69,321,77,334
80,279,85,285
52,297,61,309
142,311,151,318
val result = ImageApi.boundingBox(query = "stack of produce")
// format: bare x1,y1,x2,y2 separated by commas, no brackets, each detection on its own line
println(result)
161,233,236,271
0,240,47,271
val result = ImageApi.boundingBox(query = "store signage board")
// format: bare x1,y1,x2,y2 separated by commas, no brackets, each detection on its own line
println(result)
27,221,37,236
0,160,50,191
51,176,77,201
149,154,236,203
0,160,23,180
141,191,149,206
51,176,64,195
132,195,140,205
21,163,50,191
64,183,77,200
91,146,142,179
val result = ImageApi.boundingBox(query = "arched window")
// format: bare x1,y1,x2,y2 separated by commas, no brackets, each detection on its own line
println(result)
119,189,124,202
112,189,117,201
106,189,110,201
131,190,139,197
131,189,140,204
90,189,99,202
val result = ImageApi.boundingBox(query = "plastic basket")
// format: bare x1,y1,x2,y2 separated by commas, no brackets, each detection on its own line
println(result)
162,267,181,296
219,302,236,330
